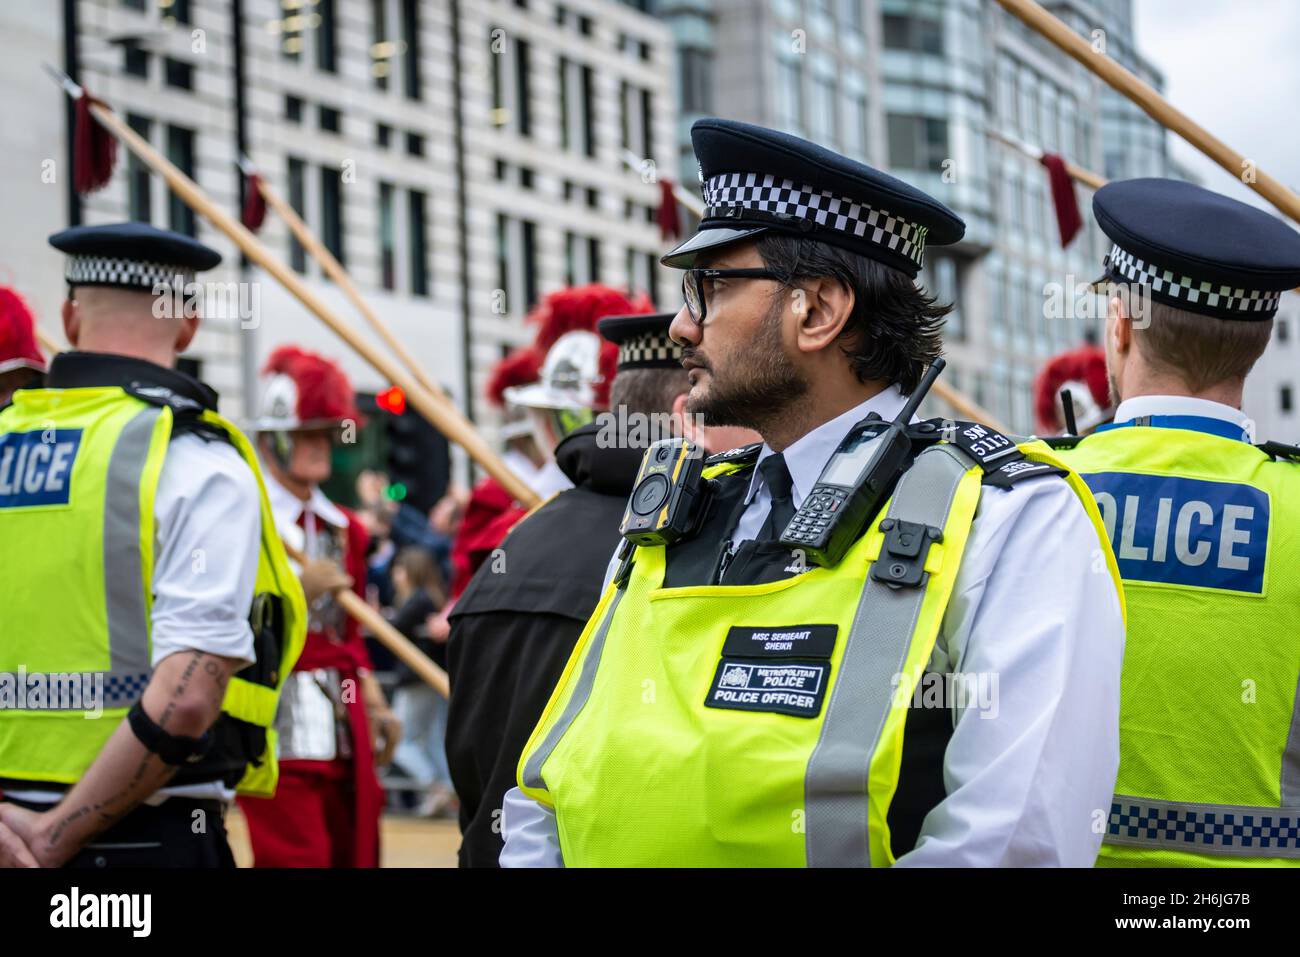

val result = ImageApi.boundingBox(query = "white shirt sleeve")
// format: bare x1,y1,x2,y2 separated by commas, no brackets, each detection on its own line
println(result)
499,786,565,867
893,476,1125,867
149,433,260,668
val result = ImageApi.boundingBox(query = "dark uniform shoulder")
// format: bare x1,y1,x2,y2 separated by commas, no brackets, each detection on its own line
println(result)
704,442,763,466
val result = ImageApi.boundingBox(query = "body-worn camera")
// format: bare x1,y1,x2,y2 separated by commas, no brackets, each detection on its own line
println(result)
779,358,947,567
620,437,710,547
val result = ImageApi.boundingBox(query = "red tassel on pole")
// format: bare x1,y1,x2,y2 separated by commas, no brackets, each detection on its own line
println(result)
657,177,681,240
241,172,267,232
1040,153,1083,248
72,95,118,195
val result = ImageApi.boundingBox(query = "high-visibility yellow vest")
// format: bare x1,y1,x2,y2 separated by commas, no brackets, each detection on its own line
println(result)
1057,422,1300,866
517,438,1121,866
0,383,306,797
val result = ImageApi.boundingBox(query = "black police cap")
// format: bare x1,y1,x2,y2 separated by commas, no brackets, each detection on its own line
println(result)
49,222,222,293
661,118,965,277
597,312,683,371
1093,178,1300,321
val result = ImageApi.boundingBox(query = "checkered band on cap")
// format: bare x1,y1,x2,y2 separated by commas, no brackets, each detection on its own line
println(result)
618,330,682,369
702,172,929,269
1105,243,1282,315
66,255,195,292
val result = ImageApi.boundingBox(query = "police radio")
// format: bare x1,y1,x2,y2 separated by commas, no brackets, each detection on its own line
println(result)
620,437,710,547
778,358,946,567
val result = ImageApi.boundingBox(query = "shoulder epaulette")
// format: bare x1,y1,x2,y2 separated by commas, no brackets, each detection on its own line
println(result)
704,441,762,466
1256,440,1300,463
939,419,1068,489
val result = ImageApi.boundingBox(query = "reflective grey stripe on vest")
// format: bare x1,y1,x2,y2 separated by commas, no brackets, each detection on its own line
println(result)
804,443,973,868
1106,795,1300,859
521,586,627,791
1283,675,1300,808
0,406,162,711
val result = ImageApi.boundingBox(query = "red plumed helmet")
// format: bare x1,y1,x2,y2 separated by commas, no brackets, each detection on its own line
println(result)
527,284,653,353
1034,345,1113,435
0,286,47,376
486,347,543,408
255,345,363,431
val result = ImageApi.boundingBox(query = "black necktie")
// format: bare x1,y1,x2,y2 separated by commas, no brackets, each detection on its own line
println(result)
757,453,796,542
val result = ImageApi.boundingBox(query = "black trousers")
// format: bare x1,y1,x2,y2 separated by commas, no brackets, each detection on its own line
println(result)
7,796,236,868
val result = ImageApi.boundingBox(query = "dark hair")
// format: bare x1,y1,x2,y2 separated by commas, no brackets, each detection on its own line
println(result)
755,234,949,393
608,366,691,418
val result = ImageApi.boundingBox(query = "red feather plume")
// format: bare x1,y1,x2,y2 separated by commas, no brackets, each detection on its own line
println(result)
73,95,118,195
263,345,363,426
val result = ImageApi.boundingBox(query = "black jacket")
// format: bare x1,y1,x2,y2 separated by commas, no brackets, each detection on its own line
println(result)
446,422,642,867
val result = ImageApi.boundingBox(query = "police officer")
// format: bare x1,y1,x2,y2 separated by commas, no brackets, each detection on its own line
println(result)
1052,179,1300,866
500,119,1127,867
0,223,305,868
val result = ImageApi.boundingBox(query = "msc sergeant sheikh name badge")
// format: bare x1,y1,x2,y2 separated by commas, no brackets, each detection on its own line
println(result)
704,624,837,719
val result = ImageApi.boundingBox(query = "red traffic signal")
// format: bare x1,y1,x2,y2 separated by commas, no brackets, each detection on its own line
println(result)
376,386,406,415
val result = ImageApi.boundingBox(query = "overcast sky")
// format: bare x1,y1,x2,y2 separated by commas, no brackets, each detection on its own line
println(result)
1134,0,1300,214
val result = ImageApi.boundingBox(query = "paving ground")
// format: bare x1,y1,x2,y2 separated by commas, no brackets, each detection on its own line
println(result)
225,807,461,868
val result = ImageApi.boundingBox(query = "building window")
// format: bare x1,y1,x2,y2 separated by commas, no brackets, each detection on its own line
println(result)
886,114,949,173
319,105,341,133
882,14,944,54
1282,385,1294,414
405,131,425,157
560,57,593,155
408,190,429,297
321,165,345,267
123,45,149,78
1277,318,1289,343
521,220,537,309
285,95,304,123
288,157,307,273
127,114,153,224
282,9,303,60
401,0,421,100
497,215,539,314
520,167,535,189
371,0,390,90
168,0,192,25
165,125,196,237
378,182,396,291
775,49,803,136
163,57,193,90
376,122,392,148
680,47,712,115
810,62,837,149
316,0,337,73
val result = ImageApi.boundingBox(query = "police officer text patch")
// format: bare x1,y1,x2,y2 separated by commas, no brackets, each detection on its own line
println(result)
0,429,81,508
705,659,829,718
1084,471,1269,594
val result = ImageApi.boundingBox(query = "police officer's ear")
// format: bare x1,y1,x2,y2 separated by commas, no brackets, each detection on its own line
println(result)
174,315,199,354
61,296,81,348
1108,294,1134,359
791,276,855,357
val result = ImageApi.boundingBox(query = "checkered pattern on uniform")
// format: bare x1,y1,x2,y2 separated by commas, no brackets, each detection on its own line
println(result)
1109,798,1300,854
66,255,195,292
702,172,929,269
1106,243,1282,315
619,331,682,369
103,672,151,709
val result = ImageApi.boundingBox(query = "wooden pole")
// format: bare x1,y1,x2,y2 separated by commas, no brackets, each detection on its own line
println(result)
986,127,1107,191
653,158,1012,433
283,543,450,699
36,327,64,356
50,75,538,507
995,0,1300,225
247,164,454,409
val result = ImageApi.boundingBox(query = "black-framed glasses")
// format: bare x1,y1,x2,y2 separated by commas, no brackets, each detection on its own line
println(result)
681,268,784,325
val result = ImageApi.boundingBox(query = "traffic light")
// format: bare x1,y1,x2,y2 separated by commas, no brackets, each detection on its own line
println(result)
380,389,449,513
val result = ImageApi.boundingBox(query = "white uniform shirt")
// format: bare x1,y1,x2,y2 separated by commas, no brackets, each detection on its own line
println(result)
500,387,1126,866
8,433,262,806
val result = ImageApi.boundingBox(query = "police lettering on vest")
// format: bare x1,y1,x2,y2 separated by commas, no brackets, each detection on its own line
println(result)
1085,472,1268,594
0,430,81,507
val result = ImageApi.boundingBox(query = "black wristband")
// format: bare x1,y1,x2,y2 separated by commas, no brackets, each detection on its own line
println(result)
126,701,211,766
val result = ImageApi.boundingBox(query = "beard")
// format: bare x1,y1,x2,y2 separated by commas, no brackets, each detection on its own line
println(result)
683,297,809,431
